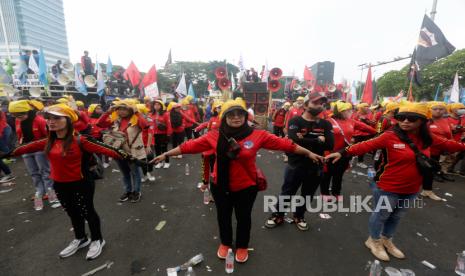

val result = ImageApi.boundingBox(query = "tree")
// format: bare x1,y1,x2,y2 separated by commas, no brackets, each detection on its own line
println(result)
377,48,465,101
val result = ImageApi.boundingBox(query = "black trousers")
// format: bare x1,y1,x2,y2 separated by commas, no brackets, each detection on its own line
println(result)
154,134,169,163
321,157,350,196
210,184,258,249
274,164,322,219
273,126,285,137
185,127,194,140
141,152,154,174
54,180,102,241
422,155,440,190
172,132,185,149
353,135,372,162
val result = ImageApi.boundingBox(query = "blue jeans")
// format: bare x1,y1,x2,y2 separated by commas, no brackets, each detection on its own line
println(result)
115,159,141,193
22,152,53,196
369,186,418,239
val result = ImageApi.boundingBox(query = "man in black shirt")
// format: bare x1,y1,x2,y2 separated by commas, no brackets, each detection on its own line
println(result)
265,92,334,231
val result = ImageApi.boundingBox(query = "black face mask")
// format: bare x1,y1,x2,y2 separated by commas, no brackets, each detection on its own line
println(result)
307,107,323,116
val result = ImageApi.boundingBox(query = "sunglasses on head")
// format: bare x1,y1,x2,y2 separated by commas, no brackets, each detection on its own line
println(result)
395,114,422,122
43,114,63,120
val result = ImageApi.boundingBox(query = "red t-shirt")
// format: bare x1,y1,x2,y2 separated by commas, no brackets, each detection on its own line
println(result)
272,108,287,127
429,118,453,156
13,136,125,182
345,131,465,194
329,118,376,151
447,116,465,142
180,130,297,192
15,115,48,144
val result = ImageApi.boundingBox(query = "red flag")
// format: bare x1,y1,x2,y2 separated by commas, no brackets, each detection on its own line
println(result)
123,61,141,87
361,66,373,104
140,65,157,89
303,66,315,82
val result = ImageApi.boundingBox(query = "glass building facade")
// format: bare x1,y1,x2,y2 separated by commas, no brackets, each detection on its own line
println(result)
0,0,69,68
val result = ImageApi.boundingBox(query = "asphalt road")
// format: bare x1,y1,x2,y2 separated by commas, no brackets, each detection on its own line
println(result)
1,151,464,276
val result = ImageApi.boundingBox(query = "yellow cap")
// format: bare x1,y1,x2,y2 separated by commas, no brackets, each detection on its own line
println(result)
44,103,79,123
384,102,400,114
154,100,166,111
334,101,352,113
296,96,305,101
9,100,32,113
88,104,100,114
56,97,69,104
283,102,291,107
28,100,44,111
428,101,447,109
212,100,223,110
220,99,247,119
75,101,84,107
398,102,431,119
136,104,149,114
447,103,465,113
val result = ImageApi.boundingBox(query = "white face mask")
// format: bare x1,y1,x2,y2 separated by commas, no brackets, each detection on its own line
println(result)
457,109,465,116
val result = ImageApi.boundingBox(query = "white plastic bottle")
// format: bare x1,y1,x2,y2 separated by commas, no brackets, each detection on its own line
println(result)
185,266,196,276
369,260,382,276
185,164,190,176
225,248,234,273
456,250,465,275
203,188,211,205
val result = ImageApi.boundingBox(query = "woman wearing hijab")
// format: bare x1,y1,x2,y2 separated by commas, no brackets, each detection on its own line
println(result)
151,99,323,263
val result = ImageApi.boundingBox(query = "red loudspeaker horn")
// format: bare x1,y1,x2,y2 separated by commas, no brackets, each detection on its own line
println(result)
218,78,231,90
270,67,282,80
215,67,227,79
268,80,282,93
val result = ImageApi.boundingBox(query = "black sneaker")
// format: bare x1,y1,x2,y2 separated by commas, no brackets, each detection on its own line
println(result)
440,173,455,182
119,192,131,202
131,192,141,203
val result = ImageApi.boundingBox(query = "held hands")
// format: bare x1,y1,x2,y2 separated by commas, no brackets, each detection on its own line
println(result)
324,152,342,164
317,136,325,143
307,151,324,164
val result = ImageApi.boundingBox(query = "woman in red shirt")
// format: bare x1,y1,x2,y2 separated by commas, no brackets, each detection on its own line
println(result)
151,99,323,264
326,102,465,262
8,104,128,260
8,100,57,211
321,101,376,201
272,102,290,137
169,103,196,158
150,99,172,169
194,100,222,192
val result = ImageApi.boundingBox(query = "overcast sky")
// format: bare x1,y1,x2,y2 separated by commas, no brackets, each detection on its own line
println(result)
63,0,465,83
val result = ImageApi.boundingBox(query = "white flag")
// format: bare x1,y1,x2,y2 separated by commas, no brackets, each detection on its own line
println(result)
145,82,159,98
231,72,236,90
96,62,105,96
175,73,187,96
450,72,460,103
28,55,39,74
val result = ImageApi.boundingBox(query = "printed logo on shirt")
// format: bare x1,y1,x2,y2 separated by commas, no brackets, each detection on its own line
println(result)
313,128,325,132
289,125,298,130
430,125,438,128
393,143,406,149
243,140,254,149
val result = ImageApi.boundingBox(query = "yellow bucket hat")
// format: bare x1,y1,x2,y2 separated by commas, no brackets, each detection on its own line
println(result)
8,100,32,113
44,103,79,123
397,102,431,119
220,99,247,119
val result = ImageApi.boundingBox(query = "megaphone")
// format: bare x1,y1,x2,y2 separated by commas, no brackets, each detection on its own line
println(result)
215,67,227,79
66,70,75,81
217,78,231,90
2,84,16,97
62,61,74,71
328,84,336,93
29,87,42,98
84,75,97,87
268,80,282,93
58,74,71,85
293,83,302,91
270,68,282,80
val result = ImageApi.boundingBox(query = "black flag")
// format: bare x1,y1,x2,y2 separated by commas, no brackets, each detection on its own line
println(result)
408,15,455,85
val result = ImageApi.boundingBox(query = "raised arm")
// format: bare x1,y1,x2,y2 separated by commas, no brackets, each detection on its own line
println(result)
80,136,128,159
11,138,48,156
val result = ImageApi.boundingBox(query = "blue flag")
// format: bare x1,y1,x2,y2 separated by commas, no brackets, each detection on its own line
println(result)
96,62,105,97
75,65,88,95
16,54,28,84
0,63,12,83
433,83,442,101
38,47,48,86
460,87,465,104
188,83,196,99
106,56,112,76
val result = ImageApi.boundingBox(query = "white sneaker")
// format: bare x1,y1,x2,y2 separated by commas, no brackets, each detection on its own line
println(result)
86,240,106,260
147,173,155,182
163,163,170,169
177,155,183,159
34,196,43,211
47,188,59,204
103,162,110,169
357,163,368,169
59,238,90,258
155,163,163,169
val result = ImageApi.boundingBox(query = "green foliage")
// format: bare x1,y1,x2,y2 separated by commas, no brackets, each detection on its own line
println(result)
377,48,465,100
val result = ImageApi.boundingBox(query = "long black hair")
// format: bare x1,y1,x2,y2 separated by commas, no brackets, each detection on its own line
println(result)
45,117,75,156
151,101,165,116
393,118,432,149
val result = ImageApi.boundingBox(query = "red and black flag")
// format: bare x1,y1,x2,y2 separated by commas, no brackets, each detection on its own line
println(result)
408,15,455,85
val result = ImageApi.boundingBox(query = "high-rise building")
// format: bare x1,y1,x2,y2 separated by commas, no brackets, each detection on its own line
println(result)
0,0,69,68
310,61,335,86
